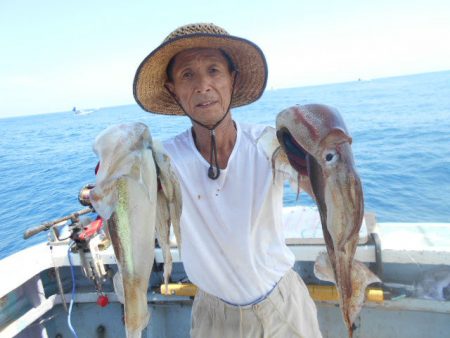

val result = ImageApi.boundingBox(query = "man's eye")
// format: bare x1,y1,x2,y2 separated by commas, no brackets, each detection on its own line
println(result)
182,72,193,79
209,67,219,74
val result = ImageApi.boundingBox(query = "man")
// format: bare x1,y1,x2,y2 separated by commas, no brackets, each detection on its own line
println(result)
133,23,322,338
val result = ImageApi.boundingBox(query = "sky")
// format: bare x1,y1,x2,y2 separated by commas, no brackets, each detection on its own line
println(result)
1,0,449,118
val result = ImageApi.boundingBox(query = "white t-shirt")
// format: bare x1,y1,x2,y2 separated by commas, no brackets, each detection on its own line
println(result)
163,121,295,305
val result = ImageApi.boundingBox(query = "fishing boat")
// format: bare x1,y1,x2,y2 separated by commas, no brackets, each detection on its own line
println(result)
72,107,95,115
1,186,449,338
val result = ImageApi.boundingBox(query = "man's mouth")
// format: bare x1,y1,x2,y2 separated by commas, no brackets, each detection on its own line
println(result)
196,101,217,108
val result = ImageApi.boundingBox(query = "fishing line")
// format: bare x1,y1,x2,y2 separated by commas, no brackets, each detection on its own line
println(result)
67,242,79,338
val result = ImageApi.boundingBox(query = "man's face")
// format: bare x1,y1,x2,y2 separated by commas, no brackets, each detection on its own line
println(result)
166,48,235,126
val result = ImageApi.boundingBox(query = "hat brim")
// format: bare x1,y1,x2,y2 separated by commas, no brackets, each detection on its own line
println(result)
133,33,268,115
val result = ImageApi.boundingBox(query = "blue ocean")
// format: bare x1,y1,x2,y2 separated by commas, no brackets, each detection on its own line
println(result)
1,70,449,260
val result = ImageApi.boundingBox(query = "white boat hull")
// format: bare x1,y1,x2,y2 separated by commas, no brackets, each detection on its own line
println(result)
1,207,450,338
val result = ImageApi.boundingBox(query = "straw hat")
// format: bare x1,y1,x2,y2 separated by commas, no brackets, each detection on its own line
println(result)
133,23,268,115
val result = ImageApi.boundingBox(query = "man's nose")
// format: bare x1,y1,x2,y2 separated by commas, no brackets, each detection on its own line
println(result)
194,75,211,93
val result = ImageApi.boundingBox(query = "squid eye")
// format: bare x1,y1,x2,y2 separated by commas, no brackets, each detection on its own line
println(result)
324,149,338,164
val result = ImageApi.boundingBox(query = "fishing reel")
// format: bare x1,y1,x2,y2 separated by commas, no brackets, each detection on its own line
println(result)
78,183,95,207
71,184,111,287
23,182,111,307
75,183,112,307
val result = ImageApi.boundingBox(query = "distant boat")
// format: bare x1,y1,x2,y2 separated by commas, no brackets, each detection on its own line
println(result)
72,106,94,115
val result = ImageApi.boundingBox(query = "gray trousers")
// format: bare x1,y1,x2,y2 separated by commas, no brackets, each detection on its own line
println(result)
190,269,323,338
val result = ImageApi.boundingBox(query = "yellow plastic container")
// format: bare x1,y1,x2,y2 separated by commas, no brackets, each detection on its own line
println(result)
307,285,384,303
160,283,384,303
160,283,198,296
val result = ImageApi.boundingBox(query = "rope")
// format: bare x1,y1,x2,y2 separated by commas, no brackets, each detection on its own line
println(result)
208,129,220,179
